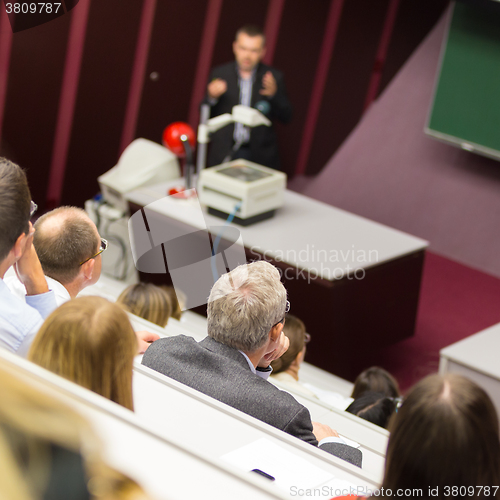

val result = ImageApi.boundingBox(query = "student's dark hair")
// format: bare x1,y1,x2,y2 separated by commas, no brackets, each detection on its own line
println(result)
271,314,306,374
34,207,99,284
346,391,396,429
380,374,500,499
0,158,31,262
236,25,266,44
351,366,400,399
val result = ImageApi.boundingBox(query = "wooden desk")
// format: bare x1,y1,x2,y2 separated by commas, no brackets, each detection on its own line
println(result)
440,323,500,416
126,185,427,380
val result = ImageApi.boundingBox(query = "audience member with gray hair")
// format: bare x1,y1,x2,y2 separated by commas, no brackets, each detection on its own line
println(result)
143,260,362,466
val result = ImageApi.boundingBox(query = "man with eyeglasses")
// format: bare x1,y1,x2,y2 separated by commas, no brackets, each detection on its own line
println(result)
0,158,57,356
7,206,106,305
143,260,362,467
6,206,159,354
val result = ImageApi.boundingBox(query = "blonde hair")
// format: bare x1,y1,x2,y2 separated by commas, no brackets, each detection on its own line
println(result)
160,286,185,320
0,365,150,500
29,296,137,411
117,283,172,327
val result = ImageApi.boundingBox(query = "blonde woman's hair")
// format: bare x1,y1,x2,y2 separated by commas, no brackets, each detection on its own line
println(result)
117,283,172,327
0,365,150,500
161,286,185,320
29,296,137,411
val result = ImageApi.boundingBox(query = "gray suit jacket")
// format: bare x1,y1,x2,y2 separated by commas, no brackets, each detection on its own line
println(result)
142,335,362,467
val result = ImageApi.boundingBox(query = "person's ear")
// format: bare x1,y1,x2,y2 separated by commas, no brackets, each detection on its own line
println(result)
269,321,283,343
12,224,32,260
81,258,95,281
12,232,26,260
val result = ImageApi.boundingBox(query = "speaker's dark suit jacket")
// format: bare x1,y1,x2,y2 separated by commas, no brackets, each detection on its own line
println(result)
142,335,362,467
204,62,292,170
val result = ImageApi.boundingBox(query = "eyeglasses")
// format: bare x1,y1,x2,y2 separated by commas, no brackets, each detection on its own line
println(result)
79,238,108,265
272,300,290,328
304,332,311,345
30,200,37,218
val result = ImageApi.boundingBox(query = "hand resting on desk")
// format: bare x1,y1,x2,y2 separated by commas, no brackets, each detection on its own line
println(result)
136,330,160,354
312,421,339,441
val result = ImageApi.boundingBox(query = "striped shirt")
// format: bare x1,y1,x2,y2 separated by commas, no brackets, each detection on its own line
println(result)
233,71,255,146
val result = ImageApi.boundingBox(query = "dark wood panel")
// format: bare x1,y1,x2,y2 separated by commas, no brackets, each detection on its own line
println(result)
283,250,425,381
134,0,209,146
307,0,390,175
378,0,449,97
61,0,143,208
1,13,70,210
272,0,330,178
211,0,269,68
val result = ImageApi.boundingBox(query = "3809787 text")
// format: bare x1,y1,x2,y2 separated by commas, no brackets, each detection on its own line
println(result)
4,3,62,14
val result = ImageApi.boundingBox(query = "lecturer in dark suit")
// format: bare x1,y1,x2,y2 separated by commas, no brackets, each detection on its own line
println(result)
142,261,362,467
204,25,292,170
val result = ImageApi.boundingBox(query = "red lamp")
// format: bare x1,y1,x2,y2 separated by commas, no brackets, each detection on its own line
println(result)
162,122,196,158
162,122,197,194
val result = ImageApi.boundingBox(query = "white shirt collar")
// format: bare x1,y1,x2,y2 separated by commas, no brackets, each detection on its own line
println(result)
238,350,256,374
45,276,71,306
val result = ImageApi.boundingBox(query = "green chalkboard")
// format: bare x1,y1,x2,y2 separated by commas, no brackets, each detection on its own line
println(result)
426,1,500,159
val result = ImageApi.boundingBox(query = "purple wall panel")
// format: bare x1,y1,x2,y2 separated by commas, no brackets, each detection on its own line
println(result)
188,0,224,128
60,0,143,207
0,0,455,210
378,0,449,96
135,0,208,145
1,15,70,210
272,0,330,177
306,0,390,175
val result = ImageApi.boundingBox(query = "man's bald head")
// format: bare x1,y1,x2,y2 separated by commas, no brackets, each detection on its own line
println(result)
34,207,100,284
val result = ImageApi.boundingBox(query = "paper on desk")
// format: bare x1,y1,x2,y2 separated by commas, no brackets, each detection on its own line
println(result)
221,437,333,492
